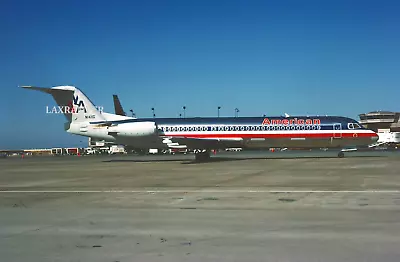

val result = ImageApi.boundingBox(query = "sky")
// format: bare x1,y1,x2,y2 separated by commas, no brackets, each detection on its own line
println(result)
1,0,400,149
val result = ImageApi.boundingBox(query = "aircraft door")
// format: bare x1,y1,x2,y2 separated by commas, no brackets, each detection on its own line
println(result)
333,123,342,138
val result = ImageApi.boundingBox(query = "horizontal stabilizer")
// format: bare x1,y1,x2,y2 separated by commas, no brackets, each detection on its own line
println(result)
22,85,105,123
20,86,56,94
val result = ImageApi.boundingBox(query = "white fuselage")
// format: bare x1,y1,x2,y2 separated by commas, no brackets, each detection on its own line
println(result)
66,117,379,150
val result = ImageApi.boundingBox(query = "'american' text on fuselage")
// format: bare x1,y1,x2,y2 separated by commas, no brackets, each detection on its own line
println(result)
262,118,321,126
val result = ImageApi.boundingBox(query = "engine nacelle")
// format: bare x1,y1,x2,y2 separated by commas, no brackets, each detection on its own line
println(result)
108,121,157,137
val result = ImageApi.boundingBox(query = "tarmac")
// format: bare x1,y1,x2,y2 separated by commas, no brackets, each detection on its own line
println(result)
1,151,400,262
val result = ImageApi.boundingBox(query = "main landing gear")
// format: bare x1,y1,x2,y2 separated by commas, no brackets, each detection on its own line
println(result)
195,150,211,162
337,148,359,158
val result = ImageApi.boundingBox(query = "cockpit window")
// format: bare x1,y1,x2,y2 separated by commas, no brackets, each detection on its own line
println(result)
348,123,362,129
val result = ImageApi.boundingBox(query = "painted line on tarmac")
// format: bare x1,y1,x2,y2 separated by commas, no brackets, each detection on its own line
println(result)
1,190,400,193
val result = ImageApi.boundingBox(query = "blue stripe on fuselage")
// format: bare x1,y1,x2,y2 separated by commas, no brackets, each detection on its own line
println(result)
91,116,364,130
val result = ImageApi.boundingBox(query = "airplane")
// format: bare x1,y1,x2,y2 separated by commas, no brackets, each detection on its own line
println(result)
22,85,379,161
369,130,400,148
113,94,127,116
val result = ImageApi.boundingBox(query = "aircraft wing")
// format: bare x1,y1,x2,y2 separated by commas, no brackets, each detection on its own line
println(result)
163,136,243,149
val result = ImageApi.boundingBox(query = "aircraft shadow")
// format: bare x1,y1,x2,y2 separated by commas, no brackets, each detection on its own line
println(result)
181,155,386,164
103,155,386,164
103,159,186,163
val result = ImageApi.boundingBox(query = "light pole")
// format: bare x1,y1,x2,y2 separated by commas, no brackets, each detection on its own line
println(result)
235,108,240,117
151,107,155,118
183,106,186,118
218,106,221,117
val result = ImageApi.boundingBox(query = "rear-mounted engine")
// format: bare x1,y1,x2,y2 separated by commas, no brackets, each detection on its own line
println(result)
107,121,157,137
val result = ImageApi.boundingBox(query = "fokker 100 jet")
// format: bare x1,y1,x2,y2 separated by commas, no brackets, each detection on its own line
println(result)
23,86,378,161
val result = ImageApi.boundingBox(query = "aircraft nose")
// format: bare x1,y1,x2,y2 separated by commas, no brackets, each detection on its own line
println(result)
371,131,379,142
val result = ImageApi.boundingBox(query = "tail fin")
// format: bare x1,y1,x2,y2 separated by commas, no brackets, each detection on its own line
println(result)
113,94,126,116
21,85,105,123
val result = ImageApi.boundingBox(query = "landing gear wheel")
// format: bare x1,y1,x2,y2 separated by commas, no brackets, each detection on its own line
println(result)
338,151,345,158
195,150,211,162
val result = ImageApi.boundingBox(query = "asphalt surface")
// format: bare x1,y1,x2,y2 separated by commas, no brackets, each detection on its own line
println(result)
1,150,400,262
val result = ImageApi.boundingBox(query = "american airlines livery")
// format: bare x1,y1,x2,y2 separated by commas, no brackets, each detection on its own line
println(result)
23,86,378,161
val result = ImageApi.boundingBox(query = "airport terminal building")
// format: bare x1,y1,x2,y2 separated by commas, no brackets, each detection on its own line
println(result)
358,111,400,132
